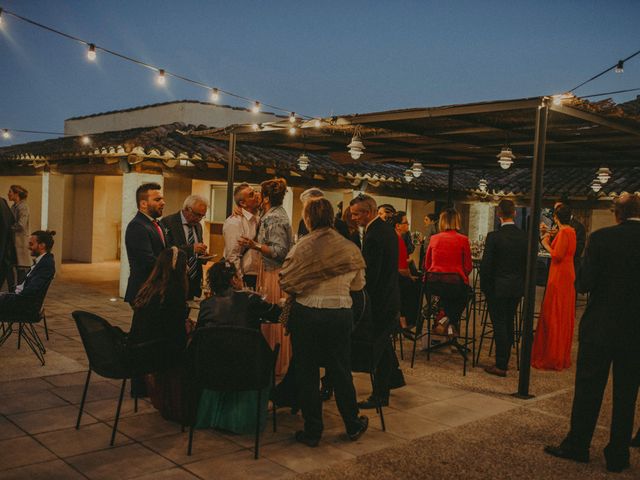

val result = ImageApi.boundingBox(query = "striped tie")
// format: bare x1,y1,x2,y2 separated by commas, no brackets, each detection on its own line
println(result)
187,226,198,280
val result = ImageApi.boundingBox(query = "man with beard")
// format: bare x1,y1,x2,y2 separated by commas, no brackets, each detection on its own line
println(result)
124,183,166,305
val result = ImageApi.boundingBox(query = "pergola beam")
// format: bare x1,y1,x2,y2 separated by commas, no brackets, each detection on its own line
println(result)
550,104,640,137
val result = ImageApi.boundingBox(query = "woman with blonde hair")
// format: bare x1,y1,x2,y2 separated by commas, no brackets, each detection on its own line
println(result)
423,208,472,337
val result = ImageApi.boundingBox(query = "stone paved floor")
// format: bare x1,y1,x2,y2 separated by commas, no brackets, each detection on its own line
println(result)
1,262,637,479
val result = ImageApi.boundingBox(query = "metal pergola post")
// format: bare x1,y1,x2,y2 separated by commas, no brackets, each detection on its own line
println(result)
516,99,549,399
225,133,237,217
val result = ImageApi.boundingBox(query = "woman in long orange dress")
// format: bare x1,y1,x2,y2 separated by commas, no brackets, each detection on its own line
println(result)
531,205,577,371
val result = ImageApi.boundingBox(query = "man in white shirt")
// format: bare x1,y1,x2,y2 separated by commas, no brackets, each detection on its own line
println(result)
223,183,261,289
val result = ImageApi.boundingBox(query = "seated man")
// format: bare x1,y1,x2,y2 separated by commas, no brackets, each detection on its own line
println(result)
0,230,56,318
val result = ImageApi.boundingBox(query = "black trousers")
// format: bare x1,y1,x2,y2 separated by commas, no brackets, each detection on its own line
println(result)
439,290,469,329
486,296,520,370
288,303,361,438
561,341,640,460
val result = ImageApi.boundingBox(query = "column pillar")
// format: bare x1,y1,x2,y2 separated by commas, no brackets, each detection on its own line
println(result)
119,172,163,298
41,171,67,271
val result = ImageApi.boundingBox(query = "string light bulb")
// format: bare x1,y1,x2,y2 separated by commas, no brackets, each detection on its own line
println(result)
314,119,321,128
404,170,414,182
251,123,260,131
497,147,516,169
156,69,166,85
210,88,219,102
252,101,261,114
0,8,4,27
289,112,296,123
298,153,309,171
81,135,90,145
615,60,624,74
2,129,10,139
596,166,612,184
87,44,96,61
478,178,488,192
552,92,574,106
411,162,423,178
591,179,602,193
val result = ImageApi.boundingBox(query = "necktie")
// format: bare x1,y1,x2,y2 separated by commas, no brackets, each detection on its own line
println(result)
186,225,198,280
152,221,166,246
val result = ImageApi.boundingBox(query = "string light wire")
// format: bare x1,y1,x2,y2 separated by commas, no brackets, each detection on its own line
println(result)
1,7,313,118
569,48,640,93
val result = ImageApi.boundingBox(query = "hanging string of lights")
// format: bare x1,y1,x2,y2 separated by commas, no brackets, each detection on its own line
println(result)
1,127,92,145
568,48,640,94
0,7,312,120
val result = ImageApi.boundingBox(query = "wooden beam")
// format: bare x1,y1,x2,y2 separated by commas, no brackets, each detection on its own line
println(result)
550,104,640,137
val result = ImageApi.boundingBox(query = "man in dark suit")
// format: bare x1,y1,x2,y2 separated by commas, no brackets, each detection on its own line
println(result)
124,183,166,305
350,194,400,408
0,196,16,291
0,230,55,316
480,199,527,377
544,193,640,473
162,194,209,299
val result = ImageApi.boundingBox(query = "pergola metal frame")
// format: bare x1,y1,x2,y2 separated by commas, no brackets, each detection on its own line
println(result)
198,95,640,397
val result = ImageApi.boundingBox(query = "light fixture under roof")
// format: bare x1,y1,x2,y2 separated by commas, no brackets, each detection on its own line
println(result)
497,147,515,169
478,178,488,192
347,131,365,160
404,170,413,182
596,166,611,184
297,153,309,171
591,179,602,193
410,162,423,178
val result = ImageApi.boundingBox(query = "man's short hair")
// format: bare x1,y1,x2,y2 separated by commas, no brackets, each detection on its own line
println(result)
614,193,640,222
31,230,56,251
300,188,324,204
136,183,161,206
232,183,251,206
10,185,28,200
497,199,516,218
378,203,396,214
303,198,334,231
349,194,377,213
183,194,209,210
392,211,407,226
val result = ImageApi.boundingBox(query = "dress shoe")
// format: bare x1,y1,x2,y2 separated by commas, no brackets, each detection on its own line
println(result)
357,395,389,409
319,377,334,402
347,416,369,441
604,446,630,473
543,445,589,463
631,431,640,448
294,431,320,447
484,365,507,377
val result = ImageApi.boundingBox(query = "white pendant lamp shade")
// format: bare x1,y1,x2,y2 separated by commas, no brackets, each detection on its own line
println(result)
298,153,310,171
497,147,515,169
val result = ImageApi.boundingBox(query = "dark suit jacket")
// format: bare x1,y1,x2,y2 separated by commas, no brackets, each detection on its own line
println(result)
480,224,528,298
197,289,281,330
0,252,55,315
577,220,640,349
571,218,586,259
124,211,165,303
0,197,16,270
162,211,204,298
362,217,400,331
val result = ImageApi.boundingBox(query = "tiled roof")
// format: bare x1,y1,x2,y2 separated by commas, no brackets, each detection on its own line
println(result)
1,123,637,198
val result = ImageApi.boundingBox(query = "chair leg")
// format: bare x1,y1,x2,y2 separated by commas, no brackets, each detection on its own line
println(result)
42,311,49,341
18,323,23,349
110,379,126,446
19,324,45,365
254,389,262,459
134,396,138,413
370,373,386,431
76,370,92,429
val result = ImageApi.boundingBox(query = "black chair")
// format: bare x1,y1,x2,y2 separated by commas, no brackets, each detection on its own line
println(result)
410,272,476,375
72,310,168,446
184,326,280,459
0,277,53,365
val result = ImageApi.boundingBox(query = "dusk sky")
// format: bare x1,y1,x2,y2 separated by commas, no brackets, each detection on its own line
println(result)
1,0,638,145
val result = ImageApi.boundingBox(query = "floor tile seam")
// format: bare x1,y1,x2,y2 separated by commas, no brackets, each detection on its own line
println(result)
8,409,101,435
524,406,610,433
399,401,518,428
515,386,573,405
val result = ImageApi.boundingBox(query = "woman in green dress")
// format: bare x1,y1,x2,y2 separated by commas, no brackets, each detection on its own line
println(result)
194,260,281,433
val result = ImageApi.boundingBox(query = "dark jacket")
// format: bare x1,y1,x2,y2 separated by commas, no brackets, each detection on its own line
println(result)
197,289,281,330
128,290,189,361
571,218,586,259
480,224,528,298
124,211,166,303
362,217,400,331
577,220,640,349
0,252,55,315
0,197,16,270
162,211,204,298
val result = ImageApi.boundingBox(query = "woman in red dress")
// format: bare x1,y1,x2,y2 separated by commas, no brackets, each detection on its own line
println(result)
531,205,577,371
